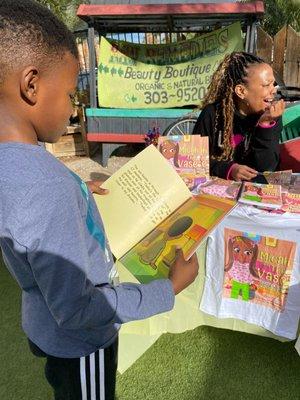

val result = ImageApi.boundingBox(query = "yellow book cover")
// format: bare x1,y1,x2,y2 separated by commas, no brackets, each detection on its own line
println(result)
95,145,236,283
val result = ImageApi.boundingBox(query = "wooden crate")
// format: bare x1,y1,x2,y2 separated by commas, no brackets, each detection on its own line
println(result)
45,125,88,157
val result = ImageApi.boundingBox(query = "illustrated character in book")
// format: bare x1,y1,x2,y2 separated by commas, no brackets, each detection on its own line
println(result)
182,176,195,190
282,193,300,212
224,235,259,301
243,184,263,202
199,178,240,199
138,216,193,270
159,140,179,167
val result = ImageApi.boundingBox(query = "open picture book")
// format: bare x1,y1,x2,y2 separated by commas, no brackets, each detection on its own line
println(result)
94,145,236,283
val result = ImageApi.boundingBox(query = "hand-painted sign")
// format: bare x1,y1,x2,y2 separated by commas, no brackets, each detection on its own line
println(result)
97,22,243,108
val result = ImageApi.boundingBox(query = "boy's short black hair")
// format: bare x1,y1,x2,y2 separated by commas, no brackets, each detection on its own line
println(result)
0,0,78,84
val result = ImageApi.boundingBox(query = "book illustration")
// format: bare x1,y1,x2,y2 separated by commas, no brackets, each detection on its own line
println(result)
223,228,296,311
120,194,235,283
178,170,207,191
157,135,209,189
262,170,292,192
289,173,300,194
281,192,300,213
138,215,193,270
158,138,180,167
238,182,282,209
194,177,242,200
266,174,300,214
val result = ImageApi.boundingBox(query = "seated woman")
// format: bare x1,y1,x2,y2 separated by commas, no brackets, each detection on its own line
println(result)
192,52,285,181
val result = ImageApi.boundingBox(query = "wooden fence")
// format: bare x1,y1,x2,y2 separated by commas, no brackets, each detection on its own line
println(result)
257,25,300,88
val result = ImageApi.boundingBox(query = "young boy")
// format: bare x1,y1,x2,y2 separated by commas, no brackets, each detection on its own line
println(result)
0,1,199,399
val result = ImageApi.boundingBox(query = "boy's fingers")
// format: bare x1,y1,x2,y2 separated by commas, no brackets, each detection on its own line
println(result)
86,181,109,195
188,253,198,264
94,187,109,195
175,247,184,258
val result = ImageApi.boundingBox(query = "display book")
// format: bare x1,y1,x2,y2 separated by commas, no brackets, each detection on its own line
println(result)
157,134,209,191
94,145,236,283
255,170,300,213
194,177,242,200
280,173,300,213
238,181,283,209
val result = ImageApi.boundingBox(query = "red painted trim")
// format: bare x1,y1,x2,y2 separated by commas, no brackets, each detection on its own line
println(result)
87,133,146,143
77,2,264,17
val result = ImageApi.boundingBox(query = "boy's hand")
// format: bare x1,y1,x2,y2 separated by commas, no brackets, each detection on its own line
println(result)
86,180,109,195
168,249,199,295
259,99,285,125
230,164,257,181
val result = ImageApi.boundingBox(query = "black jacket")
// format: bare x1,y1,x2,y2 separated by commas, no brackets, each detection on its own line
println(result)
192,103,282,178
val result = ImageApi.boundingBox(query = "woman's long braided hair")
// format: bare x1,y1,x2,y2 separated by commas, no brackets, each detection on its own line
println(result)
202,52,266,161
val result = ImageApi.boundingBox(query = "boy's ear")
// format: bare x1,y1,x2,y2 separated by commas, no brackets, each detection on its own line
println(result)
234,84,247,100
20,66,39,105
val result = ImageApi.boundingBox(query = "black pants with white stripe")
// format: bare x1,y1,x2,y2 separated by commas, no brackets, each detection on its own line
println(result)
28,338,118,400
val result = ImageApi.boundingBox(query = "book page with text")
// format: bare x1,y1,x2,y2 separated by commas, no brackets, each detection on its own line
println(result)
94,145,191,259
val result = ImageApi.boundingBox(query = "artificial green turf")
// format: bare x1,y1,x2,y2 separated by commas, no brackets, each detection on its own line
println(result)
0,258,51,400
1,259,300,400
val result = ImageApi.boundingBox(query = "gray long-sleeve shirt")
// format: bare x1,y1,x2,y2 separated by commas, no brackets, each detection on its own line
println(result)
0,142,174,358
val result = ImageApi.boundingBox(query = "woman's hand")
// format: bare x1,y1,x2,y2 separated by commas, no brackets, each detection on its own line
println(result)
86,180,109,195
259,99,285,125
230,164,257,181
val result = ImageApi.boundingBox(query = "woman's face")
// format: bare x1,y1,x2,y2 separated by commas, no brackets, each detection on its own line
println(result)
235,63,277,115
